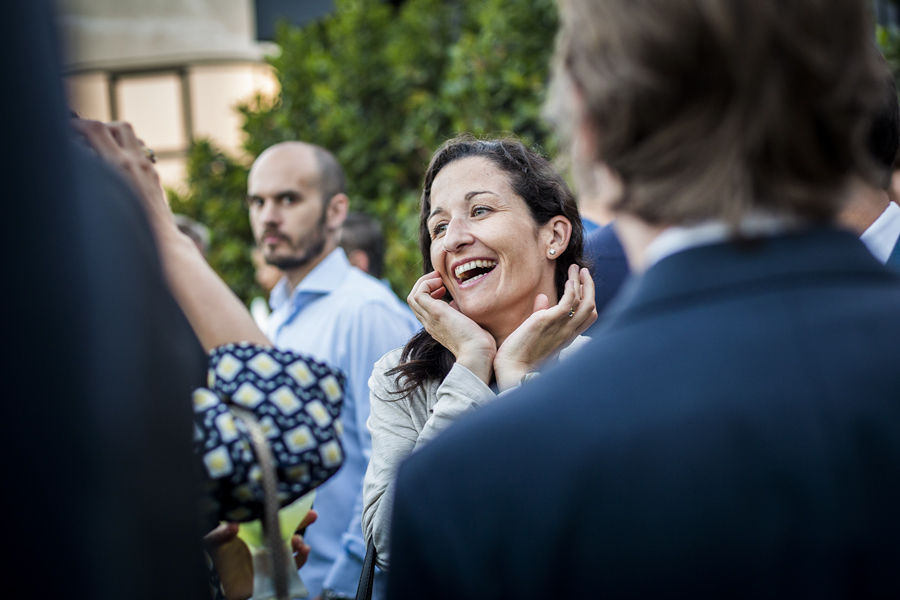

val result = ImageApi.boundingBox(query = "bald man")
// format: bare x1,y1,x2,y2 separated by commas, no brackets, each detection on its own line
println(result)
247,142,419,599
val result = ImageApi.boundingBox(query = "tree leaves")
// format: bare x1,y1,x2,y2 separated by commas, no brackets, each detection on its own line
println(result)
172,0,559,303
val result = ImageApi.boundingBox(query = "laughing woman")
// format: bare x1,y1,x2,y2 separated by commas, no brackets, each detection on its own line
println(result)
362,136,597,569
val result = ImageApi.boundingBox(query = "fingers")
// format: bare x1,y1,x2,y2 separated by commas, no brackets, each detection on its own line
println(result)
297,508,317,532
72,119,159,188
288,508,317,569
553,267,577,318
531,264,594,333
570,263,582,305
291,534,312,569
72,119,122,163
203,522,239,548
108,120,141,150
557,264,589,320
532,293,550,313
407,271,449,318
572,267,598,333
407,271,442,303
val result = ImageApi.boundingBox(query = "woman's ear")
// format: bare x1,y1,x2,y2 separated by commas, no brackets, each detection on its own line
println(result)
544,216,572,260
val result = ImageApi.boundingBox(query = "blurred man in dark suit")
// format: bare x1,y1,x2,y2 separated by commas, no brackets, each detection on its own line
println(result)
387,1,900,598
3,2,208,597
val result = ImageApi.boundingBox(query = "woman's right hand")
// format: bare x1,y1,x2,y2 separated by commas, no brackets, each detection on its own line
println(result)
71,119,175,233
407,271,497,384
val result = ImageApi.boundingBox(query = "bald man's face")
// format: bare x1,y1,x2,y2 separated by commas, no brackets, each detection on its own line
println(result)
247,146,329,271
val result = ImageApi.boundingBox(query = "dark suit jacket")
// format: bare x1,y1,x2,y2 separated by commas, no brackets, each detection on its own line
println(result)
387,228,900,599
3,2,208,597
584,222,630,315
887,235,900,271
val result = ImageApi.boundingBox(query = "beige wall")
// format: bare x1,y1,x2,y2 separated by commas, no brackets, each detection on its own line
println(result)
59,0,278,190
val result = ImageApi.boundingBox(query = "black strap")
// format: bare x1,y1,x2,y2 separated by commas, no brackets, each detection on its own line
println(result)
355,538,377,600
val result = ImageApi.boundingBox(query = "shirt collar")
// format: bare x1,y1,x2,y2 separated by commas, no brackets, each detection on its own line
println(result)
269,248,351,310
859,201,900,264
644,213,804,269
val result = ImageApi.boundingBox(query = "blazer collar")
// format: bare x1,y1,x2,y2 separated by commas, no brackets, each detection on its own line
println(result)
603,227,893,325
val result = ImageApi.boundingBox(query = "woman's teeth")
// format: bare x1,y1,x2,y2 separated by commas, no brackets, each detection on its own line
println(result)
454,259,497,282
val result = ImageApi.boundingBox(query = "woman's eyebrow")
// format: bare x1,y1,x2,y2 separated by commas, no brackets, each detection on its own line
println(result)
429,190,499,220
464,190,496,201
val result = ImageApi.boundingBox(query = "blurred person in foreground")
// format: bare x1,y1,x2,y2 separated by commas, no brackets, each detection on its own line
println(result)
74,120,348,599
247,142,420,600
387,1,900,599
362,136,596,582
9,2,345,598
5,4,210,597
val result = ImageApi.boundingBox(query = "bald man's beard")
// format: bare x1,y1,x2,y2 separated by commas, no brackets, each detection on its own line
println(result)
262,219,328,272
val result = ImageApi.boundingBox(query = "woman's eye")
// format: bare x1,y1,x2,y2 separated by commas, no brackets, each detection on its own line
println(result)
472,206,490,217
431,223,447,238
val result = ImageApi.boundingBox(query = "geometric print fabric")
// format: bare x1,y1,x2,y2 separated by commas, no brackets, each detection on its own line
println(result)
195,343,346,522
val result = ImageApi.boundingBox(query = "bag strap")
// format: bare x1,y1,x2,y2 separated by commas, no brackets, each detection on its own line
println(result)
355,538,377,600
232,406,290,600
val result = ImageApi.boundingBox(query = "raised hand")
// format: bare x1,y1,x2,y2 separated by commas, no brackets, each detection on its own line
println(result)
493,264,597,391
71,119,174,231
69,118,271,350
407,271,497,384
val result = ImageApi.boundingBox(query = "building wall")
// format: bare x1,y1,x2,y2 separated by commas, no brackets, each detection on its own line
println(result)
58,0,279,189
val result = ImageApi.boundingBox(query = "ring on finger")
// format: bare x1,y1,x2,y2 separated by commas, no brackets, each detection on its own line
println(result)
142,145,157,163
568,308,575,318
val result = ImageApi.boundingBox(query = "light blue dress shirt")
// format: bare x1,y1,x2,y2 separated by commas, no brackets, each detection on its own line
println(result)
265,248,420,598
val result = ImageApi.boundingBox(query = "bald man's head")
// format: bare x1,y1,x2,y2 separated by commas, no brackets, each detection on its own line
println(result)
246,142,349,282
250,141,346,206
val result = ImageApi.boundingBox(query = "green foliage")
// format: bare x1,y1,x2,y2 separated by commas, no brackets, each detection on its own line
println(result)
877,23,900,82
174,0,560,303
168,141,261,303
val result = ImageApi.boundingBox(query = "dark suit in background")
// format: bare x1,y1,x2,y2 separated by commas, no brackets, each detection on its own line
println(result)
2,2,208,597
583,222,630,316
388,228,900,599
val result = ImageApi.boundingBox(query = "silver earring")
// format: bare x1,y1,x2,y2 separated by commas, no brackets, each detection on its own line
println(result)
548,248,556,256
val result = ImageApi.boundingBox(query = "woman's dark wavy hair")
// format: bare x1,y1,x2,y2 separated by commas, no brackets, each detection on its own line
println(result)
387,135,585,395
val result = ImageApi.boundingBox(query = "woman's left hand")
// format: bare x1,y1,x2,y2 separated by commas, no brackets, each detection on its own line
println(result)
493,264,597,391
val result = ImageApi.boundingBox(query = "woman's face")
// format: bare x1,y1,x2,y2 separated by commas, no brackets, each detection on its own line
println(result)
427,156,561,337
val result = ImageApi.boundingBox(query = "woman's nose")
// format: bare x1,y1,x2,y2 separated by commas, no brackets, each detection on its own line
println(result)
442,218,474,253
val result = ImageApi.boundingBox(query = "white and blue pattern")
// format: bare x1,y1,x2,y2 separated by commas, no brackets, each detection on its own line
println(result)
195,343,346,522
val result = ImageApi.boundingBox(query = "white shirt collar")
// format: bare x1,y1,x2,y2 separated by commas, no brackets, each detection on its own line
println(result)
859,202,900,264
269,248,351,310
645,213,803,269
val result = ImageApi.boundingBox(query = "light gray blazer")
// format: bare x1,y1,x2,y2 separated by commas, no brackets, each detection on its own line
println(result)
361,336,590,568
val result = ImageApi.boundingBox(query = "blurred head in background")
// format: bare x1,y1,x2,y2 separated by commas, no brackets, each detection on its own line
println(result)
340,211,386,279
547,0,885,229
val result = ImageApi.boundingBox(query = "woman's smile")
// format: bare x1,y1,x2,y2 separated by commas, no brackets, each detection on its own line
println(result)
427,156,559,333
452,257,498,286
